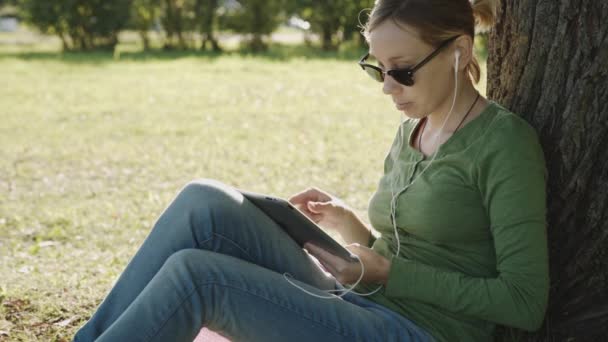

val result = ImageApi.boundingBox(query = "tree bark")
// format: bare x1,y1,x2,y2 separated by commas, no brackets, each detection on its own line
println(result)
162,0,186,50
487,0,608,340
195,0,221,52
321,25,335,51
249,3,267,52
139,30,150,51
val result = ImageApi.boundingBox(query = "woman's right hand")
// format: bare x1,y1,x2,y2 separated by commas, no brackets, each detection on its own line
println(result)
287,187,353,233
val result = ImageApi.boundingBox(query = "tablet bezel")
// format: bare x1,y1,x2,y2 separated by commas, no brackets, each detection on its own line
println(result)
238,189,359,263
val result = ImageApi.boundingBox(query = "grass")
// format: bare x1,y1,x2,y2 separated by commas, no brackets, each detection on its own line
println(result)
0,31,486,341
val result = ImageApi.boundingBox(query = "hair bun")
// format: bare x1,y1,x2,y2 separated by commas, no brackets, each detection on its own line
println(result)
471,0,496,32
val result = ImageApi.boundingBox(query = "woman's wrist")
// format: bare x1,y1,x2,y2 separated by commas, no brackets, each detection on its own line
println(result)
379,255,391,286
341,210,375,246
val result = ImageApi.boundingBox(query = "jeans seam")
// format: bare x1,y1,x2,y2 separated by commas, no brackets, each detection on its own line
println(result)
148,280,352,340
198,232,256,262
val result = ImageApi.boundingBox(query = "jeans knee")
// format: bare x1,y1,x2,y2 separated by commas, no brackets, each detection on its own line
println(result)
164,249,223,281
167,248,199,262
183,178,226,196
164,249,204,274
178,178,240,210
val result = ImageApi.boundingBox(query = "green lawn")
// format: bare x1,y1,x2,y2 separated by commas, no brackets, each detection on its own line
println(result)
0,36,486,341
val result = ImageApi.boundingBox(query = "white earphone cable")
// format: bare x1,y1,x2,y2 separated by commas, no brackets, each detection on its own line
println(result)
284,51,461,299
389,50,460,259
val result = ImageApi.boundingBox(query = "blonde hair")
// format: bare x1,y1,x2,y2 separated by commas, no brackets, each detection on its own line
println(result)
361,0,496,84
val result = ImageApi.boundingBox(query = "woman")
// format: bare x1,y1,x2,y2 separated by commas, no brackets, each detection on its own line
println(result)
73,0,549,341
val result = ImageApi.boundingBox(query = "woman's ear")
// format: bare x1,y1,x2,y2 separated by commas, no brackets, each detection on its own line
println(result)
453,35,474,72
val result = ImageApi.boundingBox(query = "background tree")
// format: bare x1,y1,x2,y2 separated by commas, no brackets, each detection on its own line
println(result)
132,0,221,51
18,0,71,50
160,0,190,49
341,0,374,47
221,0,285,52
19,0,132,51
194,0,221,52
130,0,161,51
289,0,372,51
301,1,345,51
0,0,16,7
487,0,608,340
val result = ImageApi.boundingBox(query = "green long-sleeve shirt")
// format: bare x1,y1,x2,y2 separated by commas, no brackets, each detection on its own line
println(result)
354,101,550,341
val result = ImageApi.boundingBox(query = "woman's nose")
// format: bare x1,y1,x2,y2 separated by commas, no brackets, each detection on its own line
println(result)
382,75,403,95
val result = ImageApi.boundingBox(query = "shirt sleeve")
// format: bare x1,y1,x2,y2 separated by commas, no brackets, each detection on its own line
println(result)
382,116,550,332
367,230,378,248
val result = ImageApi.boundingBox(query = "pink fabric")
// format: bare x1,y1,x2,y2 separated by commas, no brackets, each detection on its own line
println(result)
193,327,231,342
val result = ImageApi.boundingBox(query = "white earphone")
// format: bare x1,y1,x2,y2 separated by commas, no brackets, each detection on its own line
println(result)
284,46,464,300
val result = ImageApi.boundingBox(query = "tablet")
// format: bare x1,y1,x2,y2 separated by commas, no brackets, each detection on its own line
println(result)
237,189,359,263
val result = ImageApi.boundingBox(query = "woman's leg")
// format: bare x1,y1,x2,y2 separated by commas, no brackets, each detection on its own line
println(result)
94,249,433,342
73,178,338,341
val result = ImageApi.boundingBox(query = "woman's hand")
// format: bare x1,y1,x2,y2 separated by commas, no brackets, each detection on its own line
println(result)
288,187,353,234
303,242,391,286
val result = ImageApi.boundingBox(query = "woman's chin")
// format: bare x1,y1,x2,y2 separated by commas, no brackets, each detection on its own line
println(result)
400,110,420,120
396,103,422,119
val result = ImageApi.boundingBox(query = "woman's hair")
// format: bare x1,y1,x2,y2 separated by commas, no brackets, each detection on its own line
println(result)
361,0,496,84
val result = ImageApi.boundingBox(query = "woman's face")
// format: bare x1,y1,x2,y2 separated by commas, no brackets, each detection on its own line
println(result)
367,20,456,119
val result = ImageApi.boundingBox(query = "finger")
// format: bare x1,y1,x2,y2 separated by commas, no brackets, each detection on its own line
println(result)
306,201,320,213
304,243,326,259
307,212,323,223
316,257,339,276
315,252,361,284
294,205,323,223
288,189,317,204
287,192,307,205
305,245,340,274
307,201,332,214
294,203,314,215
344,243,363,251
345,244,368,259
305,243,344,270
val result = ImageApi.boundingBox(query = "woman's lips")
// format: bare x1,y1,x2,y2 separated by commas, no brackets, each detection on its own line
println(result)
396,102,413,110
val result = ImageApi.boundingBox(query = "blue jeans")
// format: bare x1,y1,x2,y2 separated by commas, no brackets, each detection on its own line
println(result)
72,179,434,342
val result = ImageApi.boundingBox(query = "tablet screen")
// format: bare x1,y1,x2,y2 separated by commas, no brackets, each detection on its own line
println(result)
237,189,358,263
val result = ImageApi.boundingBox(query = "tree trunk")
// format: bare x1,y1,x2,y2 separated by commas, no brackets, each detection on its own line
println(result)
249,33,265,52
249,3,267,52
59,33,71,52
163,0,186,50
195,0,221,52
487,0,608,340
321,25,335,51
139,30,150,51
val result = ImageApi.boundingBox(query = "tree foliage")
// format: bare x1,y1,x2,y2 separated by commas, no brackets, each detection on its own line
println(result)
130,0,161,50
289,0,373,51
15,0,376,52
18,0,132,51
220,0,286,52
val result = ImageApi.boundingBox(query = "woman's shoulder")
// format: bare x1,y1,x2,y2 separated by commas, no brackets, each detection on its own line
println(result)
475,101,546,171
480,101,543,150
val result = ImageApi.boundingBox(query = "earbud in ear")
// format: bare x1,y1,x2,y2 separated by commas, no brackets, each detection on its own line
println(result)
454,50,461,70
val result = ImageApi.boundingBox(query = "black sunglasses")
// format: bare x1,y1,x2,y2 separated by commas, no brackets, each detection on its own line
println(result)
358,35,459,86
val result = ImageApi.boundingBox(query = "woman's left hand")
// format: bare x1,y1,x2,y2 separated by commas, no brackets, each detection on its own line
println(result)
303,242,391,286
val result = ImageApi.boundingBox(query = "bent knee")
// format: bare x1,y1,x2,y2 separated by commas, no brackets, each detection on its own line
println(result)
179,178,241,207
184,178,227,193
166,248,205,266
164,249,230,279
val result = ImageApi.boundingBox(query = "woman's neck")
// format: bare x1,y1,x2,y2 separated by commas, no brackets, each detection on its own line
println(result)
424,80,482,134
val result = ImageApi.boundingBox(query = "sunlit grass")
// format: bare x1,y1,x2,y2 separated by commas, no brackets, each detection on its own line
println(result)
0,34,486,341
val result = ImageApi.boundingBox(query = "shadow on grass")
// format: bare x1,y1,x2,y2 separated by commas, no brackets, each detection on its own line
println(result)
0,42,368,64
